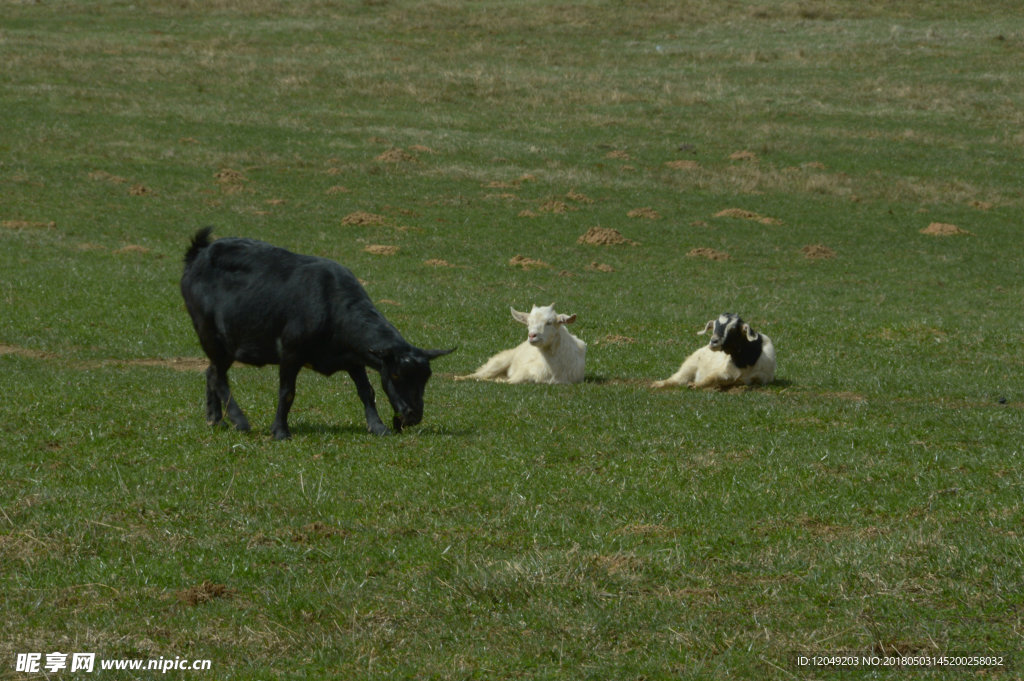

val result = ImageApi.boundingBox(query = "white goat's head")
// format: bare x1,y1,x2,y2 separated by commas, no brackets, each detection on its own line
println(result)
510,304,577,348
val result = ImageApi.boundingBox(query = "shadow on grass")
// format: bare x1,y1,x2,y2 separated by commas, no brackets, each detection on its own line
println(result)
289,422,475,438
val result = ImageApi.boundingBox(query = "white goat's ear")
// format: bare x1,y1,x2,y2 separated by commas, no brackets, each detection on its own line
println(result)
697,320,715,336
510,307,530,324
742,323,759,342
557,313,577,325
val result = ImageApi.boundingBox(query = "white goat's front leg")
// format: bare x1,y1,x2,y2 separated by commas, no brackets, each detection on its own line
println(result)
460,347,518,381
652,350,701,388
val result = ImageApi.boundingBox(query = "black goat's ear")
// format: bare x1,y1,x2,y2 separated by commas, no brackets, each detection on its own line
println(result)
423,347,455,360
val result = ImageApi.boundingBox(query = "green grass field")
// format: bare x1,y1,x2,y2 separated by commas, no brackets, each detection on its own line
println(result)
2,1,1023,678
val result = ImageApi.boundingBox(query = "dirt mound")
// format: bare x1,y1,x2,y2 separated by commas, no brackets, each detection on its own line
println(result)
687,247,730,261
538,200,570,214
801,244,836,259
214,168,246,194
214,168,245,183
714,208,781,225
375,148,417,163
577,227,638,246
128,184,152,196
424,258,456,268
176,581,234,607
342,212,387,226
509,255,549,269
602,334,635,345
586,262,615,273
364,244,399,255
605,150,631,160
921,222,971,236
627,207,661,220
566,190,594,204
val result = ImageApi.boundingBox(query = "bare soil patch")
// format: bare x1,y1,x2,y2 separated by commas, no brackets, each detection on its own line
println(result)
687,247,730,261
920,222,971,236
664,160,700,170
586,262,615,273
424,258,456,268
566,190,594,204
714,208,782,225
577,227,638,246
128,184,152,197
729,150,759,162
605,150,631,160
88,170,130,184
486,174,535,189
364,245,399,256
126,357,209,372
801,244,836,259
114,244,151,255
0,344,57,360
2,220,55,230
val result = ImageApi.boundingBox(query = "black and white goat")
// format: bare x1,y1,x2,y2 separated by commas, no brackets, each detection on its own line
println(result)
652,313,775,389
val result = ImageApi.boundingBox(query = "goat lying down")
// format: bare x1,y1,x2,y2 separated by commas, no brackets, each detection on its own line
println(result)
653,313,775,389
458,304,586,384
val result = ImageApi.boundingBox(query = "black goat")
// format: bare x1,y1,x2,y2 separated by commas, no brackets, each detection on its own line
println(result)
180,228,452,440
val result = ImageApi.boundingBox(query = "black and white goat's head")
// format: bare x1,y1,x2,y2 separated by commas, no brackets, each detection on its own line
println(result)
698,312,764,368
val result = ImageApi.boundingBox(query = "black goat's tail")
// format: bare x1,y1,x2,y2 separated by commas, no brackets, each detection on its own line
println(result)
184,226,214,267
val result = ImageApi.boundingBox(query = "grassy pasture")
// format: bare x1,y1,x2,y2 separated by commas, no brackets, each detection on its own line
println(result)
2,1,1023,678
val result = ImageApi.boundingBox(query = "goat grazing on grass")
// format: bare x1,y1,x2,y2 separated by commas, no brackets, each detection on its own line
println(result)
180,227,453,440
458,304,586,384
652,312,775,389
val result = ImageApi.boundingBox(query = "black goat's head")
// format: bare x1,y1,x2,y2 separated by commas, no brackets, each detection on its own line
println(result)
375,347,454,431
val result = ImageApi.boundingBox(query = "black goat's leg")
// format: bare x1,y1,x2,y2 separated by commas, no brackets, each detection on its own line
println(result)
348,366,389,435
210,362,250,432
270,361,301,441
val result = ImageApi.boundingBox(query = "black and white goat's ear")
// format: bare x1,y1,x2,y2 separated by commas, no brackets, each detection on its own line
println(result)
510,307,530,324
742,323,759,342
697,320,715,336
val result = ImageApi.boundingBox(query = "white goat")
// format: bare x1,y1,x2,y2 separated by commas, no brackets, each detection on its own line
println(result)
652,313,775,389
459,304,586,384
